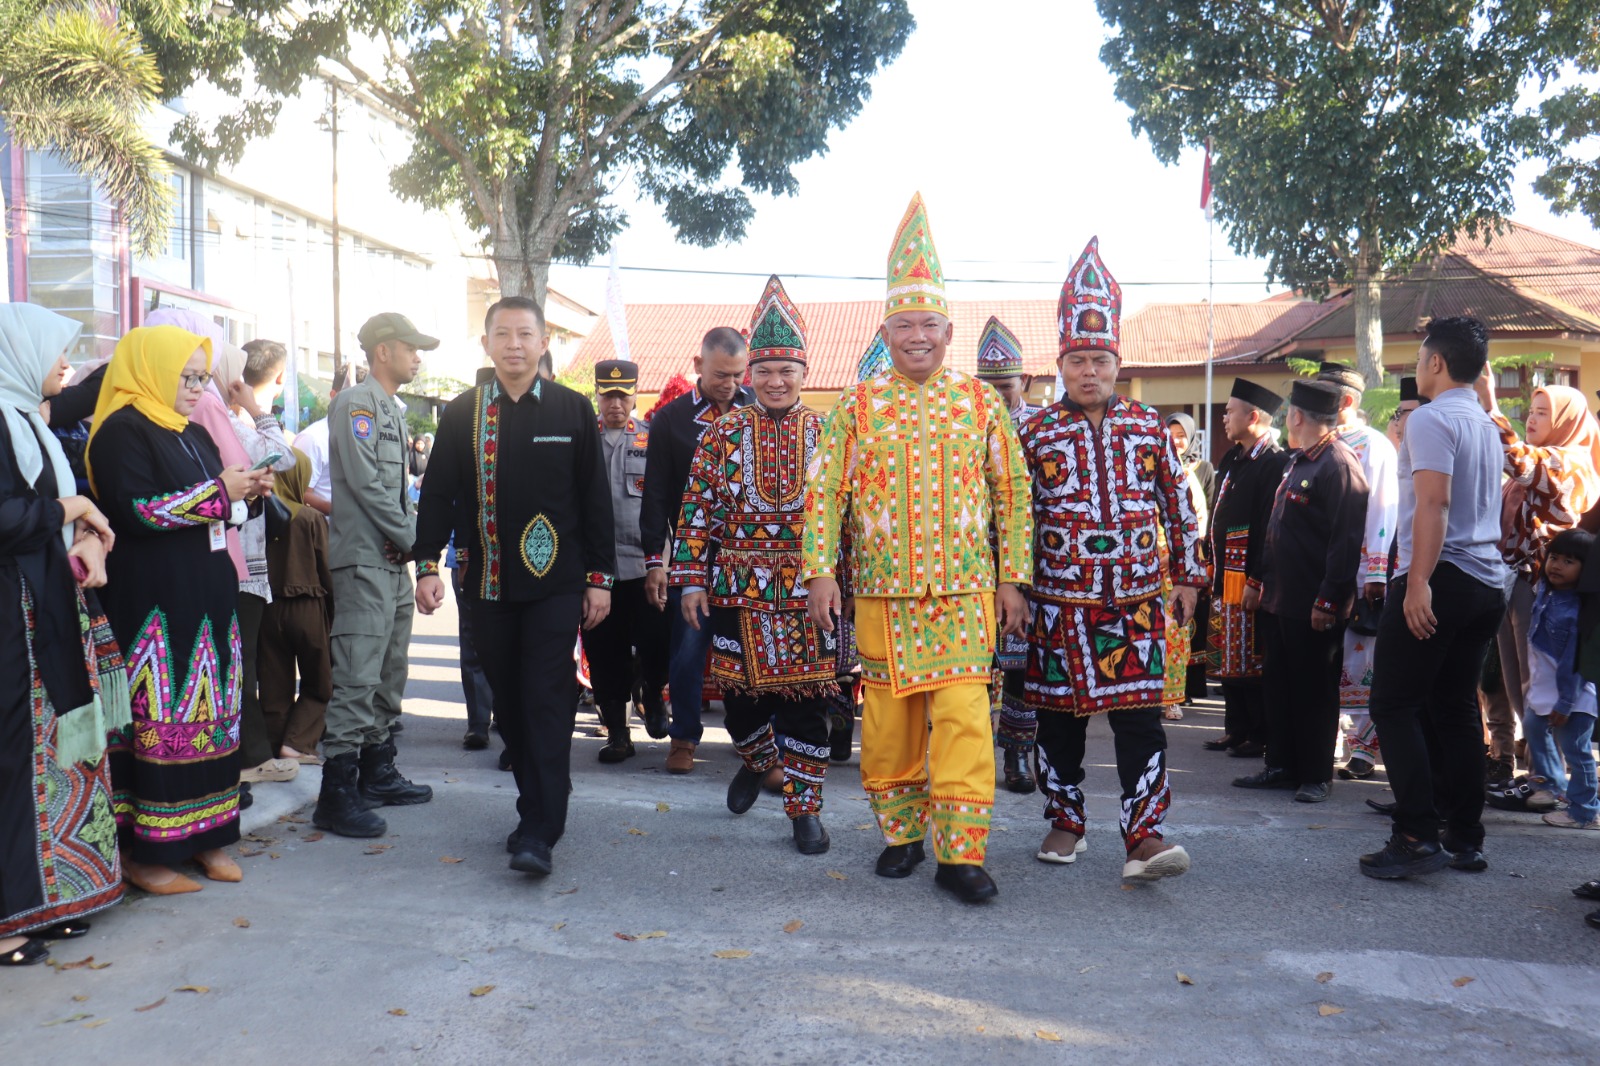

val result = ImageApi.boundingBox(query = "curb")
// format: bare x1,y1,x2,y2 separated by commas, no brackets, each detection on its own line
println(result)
240,766,321,835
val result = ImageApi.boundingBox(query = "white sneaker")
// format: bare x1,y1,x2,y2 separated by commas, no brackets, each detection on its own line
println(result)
1122,843,1191,881
1541,810,1600,830
240,758,299,784
1036,832,1087,864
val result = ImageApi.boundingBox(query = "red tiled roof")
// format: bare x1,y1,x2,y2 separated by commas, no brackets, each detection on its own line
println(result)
571,300,1061,391
1119,300,1334,368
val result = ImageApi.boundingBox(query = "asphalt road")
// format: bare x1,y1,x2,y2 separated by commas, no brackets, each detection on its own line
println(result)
6,593,1599,1064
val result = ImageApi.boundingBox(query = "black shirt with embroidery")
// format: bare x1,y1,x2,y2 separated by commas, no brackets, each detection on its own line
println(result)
415,376,616,602
639,383,753,570
1260,432,1370,621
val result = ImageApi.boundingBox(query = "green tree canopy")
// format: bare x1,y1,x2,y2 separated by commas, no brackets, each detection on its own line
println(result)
162,1,913,305
1095,0,1595,385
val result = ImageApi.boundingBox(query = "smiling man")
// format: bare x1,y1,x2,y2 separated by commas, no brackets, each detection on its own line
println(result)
803,193,1033,903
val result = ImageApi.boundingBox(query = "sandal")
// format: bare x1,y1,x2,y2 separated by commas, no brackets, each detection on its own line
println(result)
1163,705,1184,721
1573,880,1600,901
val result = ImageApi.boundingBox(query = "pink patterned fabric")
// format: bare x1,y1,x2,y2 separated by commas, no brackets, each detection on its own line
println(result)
187,391,248,581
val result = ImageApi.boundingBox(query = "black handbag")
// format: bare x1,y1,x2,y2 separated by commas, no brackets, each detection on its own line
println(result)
263,494,293,542
1348,595,1383,636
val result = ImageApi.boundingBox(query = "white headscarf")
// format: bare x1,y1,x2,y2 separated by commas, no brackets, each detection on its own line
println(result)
0,304,81,548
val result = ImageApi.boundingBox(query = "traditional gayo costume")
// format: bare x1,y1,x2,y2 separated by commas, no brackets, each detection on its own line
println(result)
1019,238,1203,856
673,277,839,820
974,315,1041,767
803,194,1033,867
0,305,127,941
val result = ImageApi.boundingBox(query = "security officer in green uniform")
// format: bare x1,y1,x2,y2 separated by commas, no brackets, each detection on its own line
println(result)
313,312,437,837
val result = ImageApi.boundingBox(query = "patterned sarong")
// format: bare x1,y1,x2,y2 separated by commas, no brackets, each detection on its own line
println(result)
1025,596,1167,716
856,593,995,697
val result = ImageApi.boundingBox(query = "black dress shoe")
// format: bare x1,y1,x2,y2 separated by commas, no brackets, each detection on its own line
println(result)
1002,749,1036,794
1359,834,1449,879
597,737,636,764
1337,755,1375,780
1365,798,1397,815
933,863,998,903
510,840,553,877
462,731,489,751
1,938,50,966
1294,781,1332,804
641,698,669,740
792,815,830,855
874,841,926,878
37,920,91,940
1232,767,1295,789
1573,880,1600,901
1586,909,1600,931
1227,741,1266,758
1203,735,1238,752
726,765,763,814
388,718,405,734
498,748,514,772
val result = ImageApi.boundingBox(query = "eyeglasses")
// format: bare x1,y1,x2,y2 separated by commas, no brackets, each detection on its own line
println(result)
179,372,213,390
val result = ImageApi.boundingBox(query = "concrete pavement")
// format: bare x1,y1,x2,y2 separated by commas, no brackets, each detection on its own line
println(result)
5,593,1598,1064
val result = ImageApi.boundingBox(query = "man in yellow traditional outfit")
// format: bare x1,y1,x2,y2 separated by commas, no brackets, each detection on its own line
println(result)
803,193,1033,903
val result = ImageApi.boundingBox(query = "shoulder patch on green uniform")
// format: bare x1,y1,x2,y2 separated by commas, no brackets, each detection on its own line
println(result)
351,409,376,439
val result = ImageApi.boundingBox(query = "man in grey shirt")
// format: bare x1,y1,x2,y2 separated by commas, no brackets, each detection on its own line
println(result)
1360,316,1508,880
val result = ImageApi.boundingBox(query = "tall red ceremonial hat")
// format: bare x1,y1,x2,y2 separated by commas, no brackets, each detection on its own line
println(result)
1058,236,1122,357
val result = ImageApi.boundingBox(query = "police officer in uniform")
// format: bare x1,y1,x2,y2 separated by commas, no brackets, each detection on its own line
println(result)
313,312,437,837
582,360,670,761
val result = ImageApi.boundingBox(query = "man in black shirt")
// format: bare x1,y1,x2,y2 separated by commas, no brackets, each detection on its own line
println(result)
639,328,751,774
1234,380,1369,804
415,296,615,878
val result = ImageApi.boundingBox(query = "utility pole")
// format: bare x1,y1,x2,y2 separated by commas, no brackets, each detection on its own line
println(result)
328,79,343,380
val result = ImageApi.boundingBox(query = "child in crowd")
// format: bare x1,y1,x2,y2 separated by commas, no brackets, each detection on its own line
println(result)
1529,528,1599,830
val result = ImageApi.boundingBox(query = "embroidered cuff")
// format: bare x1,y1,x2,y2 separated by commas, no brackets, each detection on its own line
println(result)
645,555,664,570
1313,597,1339,616
586,571,615,590
801,566,837,584
416,560,441,578
1246,577,1264,592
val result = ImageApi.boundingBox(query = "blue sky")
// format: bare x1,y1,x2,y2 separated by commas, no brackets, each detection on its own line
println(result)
547,0,1599,318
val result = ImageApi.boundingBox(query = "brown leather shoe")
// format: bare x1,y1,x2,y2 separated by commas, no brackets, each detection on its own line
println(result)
665,739,697,775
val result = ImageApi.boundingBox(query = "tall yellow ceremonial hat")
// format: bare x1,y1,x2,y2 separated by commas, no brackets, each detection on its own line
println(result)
884,192,948,322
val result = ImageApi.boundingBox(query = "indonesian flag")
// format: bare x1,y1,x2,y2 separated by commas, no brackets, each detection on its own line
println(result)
1201,136,1214,221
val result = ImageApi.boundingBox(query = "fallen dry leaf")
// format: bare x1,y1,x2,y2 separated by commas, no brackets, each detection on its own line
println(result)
87,961,111,970
1036,1031,1063,1042
1452,976,1475,988
636,931,667,940
302,832,324,843
626,827,647,836
469,985,495,997
783,920,804,934
388,1008,408,1016
711,949,752,959
439,857,465,864
280,814,309,824
238,848,264,858
1078,966,1095,974
551,922,566,931
175,985,209,995
57,955,96,970
1176,972,1194,986
854,824,874,831
825,870,847,881
556,887,578,896
1307,824,1328,830
233,917,251,929
444,777,460,783
1318,1004,1345,1017
242,833,275,844
614,932,638,941
72,995,88,1003
134,997,166,1013
364,847,388,856
656,802,670,812
40,1013,92,1027
1120,884,1136,891
976,1026,986,1033
268,853,281,860
1316,972,1334,984
83,1019,108,1029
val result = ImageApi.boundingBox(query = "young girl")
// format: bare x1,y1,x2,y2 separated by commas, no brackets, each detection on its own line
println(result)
1529,528,1598,829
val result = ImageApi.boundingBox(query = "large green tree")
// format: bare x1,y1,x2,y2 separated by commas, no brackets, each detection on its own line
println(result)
163,1,914,305
1520,24,1600,225
1095,1,1592,385
0,0,181,260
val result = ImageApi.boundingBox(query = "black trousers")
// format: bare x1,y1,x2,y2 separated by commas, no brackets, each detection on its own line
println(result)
451,569,494,735
471,593,583,848
723,692,831,755
579,576,668,733
236,591,274,767
1370,565,1505,847
1034,708,1170,848
1220,681,1266,747
1262,614,1346,785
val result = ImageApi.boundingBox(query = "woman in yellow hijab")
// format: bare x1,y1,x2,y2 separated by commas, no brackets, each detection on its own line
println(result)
87,325,272,895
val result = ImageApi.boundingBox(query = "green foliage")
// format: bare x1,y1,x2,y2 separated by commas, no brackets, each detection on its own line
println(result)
0,0,184,256
403,406,437,440
157,1,914,303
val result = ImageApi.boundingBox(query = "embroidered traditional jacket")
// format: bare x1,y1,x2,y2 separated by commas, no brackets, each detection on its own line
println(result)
1260,431,1370,621
1018,395,1204,608
1210,435,1288,600
1335,422,1399,587
671,404,839,695
801,366,1032,598
640,383,754,571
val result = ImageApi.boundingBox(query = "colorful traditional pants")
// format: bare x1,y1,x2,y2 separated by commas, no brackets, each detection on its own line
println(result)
1033,708,1171,853
723,692,830,818
855,596,995,867
1340,624,1380,760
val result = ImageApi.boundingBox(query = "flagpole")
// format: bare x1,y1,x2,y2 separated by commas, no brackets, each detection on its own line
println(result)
1202,137,1215,458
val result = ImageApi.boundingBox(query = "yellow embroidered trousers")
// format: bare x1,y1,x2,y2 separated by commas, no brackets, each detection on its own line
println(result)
855,595,995,866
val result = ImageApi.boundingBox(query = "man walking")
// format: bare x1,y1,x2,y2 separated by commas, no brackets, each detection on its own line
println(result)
582,359,669,763
805,193,1033,903
640,328,751,773
1361,317,1508,879
1204,379,1288,759
313,313,436,838
1233,381,1369,803
415,296,615,878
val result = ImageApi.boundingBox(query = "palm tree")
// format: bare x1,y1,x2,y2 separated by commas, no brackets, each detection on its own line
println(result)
0,0,175,275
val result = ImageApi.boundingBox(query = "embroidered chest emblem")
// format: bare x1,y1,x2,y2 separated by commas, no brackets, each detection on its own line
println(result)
521,514,558,577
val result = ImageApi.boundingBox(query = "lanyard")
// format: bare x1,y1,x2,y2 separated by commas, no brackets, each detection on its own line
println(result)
175,431,214,482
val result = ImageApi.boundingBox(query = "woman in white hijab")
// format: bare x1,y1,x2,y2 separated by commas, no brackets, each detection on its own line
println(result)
0,304,129,966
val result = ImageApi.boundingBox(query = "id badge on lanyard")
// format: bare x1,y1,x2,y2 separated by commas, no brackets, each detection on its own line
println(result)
209,521,228,553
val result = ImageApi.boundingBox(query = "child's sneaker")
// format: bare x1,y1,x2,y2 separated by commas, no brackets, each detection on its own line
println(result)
1526,787,1561,812
1542,810,1600,830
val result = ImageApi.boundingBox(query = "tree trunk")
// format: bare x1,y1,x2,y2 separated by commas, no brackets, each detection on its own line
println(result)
488,223,552,306
1352,243,1384,388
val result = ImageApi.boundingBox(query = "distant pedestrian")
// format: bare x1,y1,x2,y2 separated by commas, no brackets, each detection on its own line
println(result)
259,447,332,765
